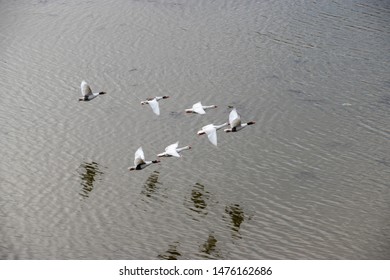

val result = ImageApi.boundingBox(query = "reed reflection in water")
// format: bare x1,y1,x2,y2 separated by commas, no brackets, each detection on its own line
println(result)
77,161,103,199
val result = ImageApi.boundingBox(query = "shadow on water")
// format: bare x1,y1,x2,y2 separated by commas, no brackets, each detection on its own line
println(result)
287,89,328,106
184,183,213,220
199,234,222,259
293,170,319,181
375,157,390,168
157,241,182,260
224,204,245,239
141,171,162,199
378,94,390,106
78,161,103,199
169,111,184,118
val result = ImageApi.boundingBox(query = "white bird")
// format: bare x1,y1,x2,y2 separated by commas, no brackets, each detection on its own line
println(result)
224,108,255,132
128,147,160,171
197,123,228,146
157,142,191,157
185,102,217,114
79,80,106,101
141,96,170,115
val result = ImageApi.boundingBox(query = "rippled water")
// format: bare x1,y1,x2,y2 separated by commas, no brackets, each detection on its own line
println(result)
0,0,389,259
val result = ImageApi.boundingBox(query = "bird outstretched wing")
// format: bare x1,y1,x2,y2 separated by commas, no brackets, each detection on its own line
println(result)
165,142,180,157
193,102,206,114
148,99,160,115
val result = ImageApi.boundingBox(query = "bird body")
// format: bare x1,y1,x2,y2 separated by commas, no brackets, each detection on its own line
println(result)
79,80,106,101
141,96,170,115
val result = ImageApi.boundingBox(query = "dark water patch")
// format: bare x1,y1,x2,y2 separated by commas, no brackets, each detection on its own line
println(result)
383,81,390,88
169,111,184,118
287,90,330,107
157,241,181,260
32,12,59,17
293,58,309,64
287,89,306,97
299,98,328,105
255,31,316,50
78,161,103,199
0,244,13,259
375,158,390,168
263,74,280,80
378,94,390,106
293,171,319,181
325,141,353,150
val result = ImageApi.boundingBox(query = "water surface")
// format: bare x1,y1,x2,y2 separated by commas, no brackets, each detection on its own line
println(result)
0,0,389,259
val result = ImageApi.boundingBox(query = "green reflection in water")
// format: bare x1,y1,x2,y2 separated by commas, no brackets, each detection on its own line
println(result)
78,161,103,198
199,234,222,259
157,241,181,260
225,204,245,238
141,171,162,198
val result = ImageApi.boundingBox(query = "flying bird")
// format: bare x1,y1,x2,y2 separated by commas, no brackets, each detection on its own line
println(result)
224,108,255,132
79,80,106,101
197,123,228,146
128,147,160,171
185,102,217,114
157,142,191,157
141,96,170,115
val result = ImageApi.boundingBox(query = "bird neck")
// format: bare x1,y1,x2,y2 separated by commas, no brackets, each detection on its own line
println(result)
177,146,190,152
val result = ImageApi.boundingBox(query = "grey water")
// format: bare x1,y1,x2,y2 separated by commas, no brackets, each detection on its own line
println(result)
0,0,389,259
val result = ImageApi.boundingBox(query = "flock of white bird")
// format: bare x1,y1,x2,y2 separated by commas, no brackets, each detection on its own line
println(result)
79,80,256,171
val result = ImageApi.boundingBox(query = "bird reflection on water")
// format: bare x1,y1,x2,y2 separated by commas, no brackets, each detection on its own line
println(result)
157,241,182,260
78,161,103,199
190,183,209,215
141,171,162,199
199,234,222,259
224,204,245,239
184,182,212,220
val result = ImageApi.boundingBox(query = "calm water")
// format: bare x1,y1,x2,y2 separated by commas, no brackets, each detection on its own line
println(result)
0,0,389,259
